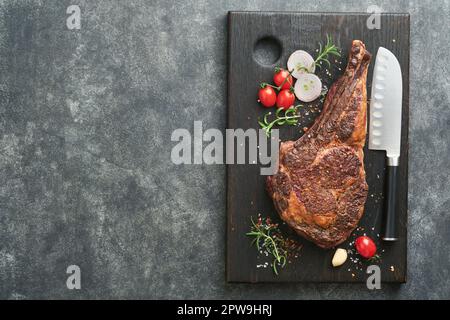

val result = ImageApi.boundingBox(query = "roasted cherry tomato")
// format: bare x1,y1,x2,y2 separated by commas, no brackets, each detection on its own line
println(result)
273,69,294,90
276,89,295,110
355,236,377,258
258,85,277,107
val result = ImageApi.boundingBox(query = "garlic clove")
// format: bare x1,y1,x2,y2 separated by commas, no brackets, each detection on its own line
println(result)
332,248,348,267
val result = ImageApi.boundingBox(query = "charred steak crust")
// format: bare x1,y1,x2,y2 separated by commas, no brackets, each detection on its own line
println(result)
267,40,371,249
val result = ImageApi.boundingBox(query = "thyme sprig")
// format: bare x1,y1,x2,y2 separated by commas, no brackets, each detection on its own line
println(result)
246,217,288,275
258,106,301,137
315,34,341,68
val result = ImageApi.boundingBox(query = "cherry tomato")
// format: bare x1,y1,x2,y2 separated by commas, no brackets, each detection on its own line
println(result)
276,89,295,110
355,236,377,258
258,85,277,107
273,69,294,90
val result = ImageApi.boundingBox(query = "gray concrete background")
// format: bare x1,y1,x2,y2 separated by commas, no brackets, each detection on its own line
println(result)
0,0,448,299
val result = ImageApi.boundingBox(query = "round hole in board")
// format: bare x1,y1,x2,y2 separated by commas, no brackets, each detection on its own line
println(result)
253,36,282,66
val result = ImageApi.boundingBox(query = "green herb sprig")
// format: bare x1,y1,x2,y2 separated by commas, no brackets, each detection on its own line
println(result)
246,217,287,275
366,254,382,264
315,34,341,68
258,106,301,137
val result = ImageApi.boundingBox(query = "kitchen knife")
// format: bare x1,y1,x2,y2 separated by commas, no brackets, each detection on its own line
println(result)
368,47,403,241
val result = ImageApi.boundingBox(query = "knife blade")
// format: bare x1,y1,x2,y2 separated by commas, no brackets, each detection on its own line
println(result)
369,47,403,241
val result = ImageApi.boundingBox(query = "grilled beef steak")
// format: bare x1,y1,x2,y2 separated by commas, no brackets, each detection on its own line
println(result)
267,40,371,249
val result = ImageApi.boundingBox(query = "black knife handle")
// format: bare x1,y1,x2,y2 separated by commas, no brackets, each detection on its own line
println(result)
382,164,399,241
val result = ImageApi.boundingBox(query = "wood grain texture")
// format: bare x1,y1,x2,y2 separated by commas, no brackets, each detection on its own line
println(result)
227,12,409,283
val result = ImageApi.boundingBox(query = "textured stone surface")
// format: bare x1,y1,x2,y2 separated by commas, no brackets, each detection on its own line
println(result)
0,0,449,299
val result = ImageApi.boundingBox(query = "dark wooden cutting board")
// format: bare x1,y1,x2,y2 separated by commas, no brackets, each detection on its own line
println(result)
227,12,409,283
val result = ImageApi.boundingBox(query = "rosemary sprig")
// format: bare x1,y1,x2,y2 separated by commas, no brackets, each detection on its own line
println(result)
366,254,382,264
258,106,301,137
246,217,287,275
315,34,341,68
